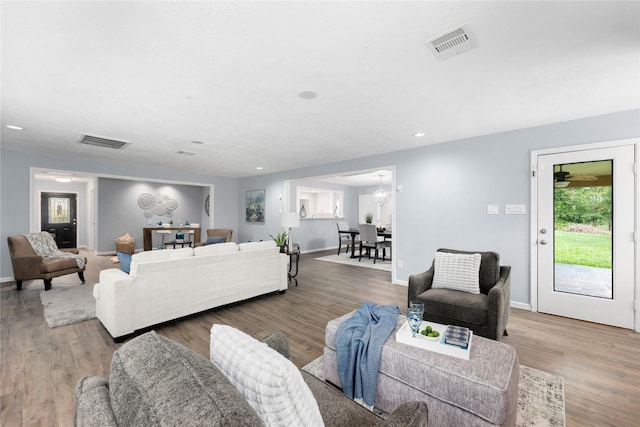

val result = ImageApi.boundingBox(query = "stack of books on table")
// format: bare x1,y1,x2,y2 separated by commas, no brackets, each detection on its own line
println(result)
444,325,471,349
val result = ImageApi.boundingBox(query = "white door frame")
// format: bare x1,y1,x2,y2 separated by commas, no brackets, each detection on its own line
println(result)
530,138,639,332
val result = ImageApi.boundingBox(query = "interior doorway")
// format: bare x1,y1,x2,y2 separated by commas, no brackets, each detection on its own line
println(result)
284,166,396,282
533,142,636,329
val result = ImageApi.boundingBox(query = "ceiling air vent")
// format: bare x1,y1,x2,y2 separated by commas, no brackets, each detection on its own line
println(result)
78,134,130,150
426,24,478,61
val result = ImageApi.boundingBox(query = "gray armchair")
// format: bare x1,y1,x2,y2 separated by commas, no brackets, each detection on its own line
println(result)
408,248,511,340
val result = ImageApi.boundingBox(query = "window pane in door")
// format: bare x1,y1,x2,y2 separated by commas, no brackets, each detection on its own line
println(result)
48,197,70,224
553,160,613,299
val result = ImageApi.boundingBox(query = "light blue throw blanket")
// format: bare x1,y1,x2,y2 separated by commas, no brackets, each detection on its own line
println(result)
335,302,400,407
23,232,85,269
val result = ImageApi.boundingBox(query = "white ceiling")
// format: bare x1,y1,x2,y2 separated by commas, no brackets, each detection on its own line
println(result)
2,1,639,179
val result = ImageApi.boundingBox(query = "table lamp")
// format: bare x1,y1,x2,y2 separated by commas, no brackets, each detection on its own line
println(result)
281,212,300,251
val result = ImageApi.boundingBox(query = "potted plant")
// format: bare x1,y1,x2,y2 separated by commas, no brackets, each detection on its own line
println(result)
365,213,374,224
269,231,288,253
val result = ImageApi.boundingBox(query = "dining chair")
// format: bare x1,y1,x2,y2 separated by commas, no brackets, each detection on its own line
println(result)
382,239,392,261
336,222,353,255
358,223,386,264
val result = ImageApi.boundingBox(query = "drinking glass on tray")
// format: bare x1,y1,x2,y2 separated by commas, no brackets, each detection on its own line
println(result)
407,307,424,337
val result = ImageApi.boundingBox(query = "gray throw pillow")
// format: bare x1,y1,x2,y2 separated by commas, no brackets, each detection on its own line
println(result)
206,236,226,245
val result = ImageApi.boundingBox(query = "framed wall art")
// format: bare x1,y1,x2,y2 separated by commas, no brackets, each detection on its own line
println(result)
246,189,265,223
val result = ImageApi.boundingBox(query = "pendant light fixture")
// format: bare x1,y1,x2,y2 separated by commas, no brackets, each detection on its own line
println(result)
374,174,387,207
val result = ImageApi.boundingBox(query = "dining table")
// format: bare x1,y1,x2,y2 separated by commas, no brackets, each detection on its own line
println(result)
338,227,392,259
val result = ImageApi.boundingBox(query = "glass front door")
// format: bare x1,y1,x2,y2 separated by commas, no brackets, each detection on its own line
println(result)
537,145,634,328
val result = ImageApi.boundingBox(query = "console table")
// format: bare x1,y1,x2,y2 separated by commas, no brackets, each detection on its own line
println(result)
143,227,201,251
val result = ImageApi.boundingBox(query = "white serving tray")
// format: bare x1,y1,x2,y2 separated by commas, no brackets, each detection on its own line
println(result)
395,320,473,360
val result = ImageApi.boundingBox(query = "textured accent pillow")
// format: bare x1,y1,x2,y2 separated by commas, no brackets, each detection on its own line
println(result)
210,325,324,427
116,251,132,274
114,232,135,254
432,252,482,294
206,236,226,245
114,232,134,243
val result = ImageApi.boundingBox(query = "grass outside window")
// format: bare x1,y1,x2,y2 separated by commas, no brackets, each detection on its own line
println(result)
554,231,612,268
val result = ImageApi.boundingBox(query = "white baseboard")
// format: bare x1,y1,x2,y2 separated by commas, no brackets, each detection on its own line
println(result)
299,245,339,255
0,276,15,283
96,249,143,256
96,251,116,256
394,279,408,286
510,301,532,311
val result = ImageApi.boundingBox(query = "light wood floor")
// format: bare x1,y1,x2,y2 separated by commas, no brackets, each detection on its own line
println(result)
1,249,639,426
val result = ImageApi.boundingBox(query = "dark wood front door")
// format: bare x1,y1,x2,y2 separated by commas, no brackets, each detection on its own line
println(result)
41,192,77,248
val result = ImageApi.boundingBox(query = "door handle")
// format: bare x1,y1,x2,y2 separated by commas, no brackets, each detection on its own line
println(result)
539,239,548,245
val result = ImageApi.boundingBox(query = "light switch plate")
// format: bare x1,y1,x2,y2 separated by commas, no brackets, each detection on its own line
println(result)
487,204,499,215
505,204,526,215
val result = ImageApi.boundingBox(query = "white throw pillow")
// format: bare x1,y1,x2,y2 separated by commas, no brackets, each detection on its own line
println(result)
238,241,277,251
210,325,324,427
432,252,482,294
193,242,239,256
129,247,193,277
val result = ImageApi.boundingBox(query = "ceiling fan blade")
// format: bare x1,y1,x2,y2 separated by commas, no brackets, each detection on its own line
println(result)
567,174,598,181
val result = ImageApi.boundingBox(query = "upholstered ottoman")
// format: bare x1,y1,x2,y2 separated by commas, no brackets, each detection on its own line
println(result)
324,312,519,426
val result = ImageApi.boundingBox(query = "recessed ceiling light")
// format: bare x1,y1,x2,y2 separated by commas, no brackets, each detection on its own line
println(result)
413,132,426,137
191,140,204,145
256,166,263,170
55,177,72,183
298,91,318,100
176,150,196,156
6,125,24,130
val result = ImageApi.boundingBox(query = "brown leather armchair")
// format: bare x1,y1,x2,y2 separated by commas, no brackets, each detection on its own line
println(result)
408,248,511,340
7,235,87,291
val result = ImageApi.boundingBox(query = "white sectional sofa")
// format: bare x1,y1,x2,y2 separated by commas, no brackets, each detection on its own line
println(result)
94,241,288,340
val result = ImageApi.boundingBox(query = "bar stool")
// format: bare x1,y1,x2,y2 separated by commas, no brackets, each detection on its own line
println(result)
155,230,171,249
184,229,195,247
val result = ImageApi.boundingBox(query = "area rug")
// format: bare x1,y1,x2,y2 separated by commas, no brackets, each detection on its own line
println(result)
39,284,96,328
315,254,392,272
302,356,565,427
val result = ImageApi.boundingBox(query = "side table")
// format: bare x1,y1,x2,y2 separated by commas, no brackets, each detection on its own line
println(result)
286,248,300,286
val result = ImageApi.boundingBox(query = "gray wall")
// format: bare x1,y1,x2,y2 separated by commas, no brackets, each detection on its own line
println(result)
2,109,637,307
97,178,207,252
0,150,240,279
237,109,640,306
